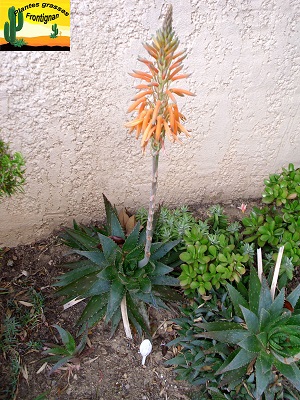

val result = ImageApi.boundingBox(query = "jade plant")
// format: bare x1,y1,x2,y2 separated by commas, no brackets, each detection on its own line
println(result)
262,163,300,206
125,4,194,269
55,195,181,338
4,6,24,45
179,205,254,296
0,138,25,198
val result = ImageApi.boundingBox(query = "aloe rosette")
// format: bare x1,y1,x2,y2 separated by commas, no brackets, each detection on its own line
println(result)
196,267,300,398
54,195,181,337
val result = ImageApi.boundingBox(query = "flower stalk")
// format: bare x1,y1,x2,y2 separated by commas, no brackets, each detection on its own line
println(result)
126,4,194,267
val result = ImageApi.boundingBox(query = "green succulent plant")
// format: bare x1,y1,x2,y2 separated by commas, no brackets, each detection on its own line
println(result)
42,324,87,375
166,286,299,400
242,205,300,285
178,206,253,296
262,163,300,206
136,204,196,243
55,195,181,337
195,267,300,398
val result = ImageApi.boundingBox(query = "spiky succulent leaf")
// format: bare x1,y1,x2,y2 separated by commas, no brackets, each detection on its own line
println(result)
105,279,125,323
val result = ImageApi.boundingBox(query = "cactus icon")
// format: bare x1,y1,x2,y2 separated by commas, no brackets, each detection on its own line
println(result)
4,6,24,45
50,23,58,38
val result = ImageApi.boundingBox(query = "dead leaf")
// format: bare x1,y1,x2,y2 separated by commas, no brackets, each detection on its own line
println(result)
118,209,129,228
18,301,34,307
126,215,136,234
21,364,29,385
37,362,48,374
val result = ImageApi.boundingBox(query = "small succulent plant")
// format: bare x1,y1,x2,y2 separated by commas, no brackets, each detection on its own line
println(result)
42,324,87,375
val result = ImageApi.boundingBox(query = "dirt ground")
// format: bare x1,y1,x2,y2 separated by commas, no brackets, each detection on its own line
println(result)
1,199,299,400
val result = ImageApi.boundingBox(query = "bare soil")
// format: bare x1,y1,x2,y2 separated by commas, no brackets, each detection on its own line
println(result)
1,199,298,400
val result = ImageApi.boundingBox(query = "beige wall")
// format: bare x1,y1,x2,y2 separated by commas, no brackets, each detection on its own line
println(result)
1,0,299,246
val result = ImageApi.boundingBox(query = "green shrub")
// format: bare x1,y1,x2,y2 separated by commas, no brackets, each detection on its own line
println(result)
0,138,25,198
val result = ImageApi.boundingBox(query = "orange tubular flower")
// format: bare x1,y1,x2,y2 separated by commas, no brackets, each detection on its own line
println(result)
125,5,194,152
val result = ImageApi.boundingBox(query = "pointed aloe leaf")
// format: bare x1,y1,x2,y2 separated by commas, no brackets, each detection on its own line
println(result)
249,266,261,313
55,273,98,300
53,263,100,287
286,284,300,308
103,194,125,238
268,288,285,317
150,240,180,261
105,279,125,323
98,233,119,261
48,355,73,375
196,322,251,344
97,265,118,281
76,294,108,326
74,250,107,266
152,285,184,302
255,354,274,399
84,279,111,296
258,276,273,315
139,276,152,293
75,325,88,354
150,275,179,286
42,346,71,357
52,325,76,353
274,359,300,391
125,243,145,262
219,364,248,388
259,308,272,331
226,283,248,318
109,307,122,338
61,228,99,250
217,348,257,374
149,261,173,276
238,335,262,353
77,298,108,335
240,305,259,333
127,293,150,336
123,222,140,252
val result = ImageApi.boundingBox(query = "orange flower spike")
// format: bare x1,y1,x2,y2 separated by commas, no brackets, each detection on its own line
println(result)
154,116,163,142
172,49,186,60
151,100,162,125
127,97,147,113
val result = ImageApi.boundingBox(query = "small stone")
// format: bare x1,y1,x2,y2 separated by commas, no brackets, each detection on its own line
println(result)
125,384,130,390
7,259,14,267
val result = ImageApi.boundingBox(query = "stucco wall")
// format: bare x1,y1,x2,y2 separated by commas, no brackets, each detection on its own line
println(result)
0,0,299,246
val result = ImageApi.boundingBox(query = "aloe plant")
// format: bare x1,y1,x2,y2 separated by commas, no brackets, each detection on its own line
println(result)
196,267,300,398
126,5,194,269
55,195,181,338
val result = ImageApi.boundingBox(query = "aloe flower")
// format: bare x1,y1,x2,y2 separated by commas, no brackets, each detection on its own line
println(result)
126,5,194,267
126,5,194,153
